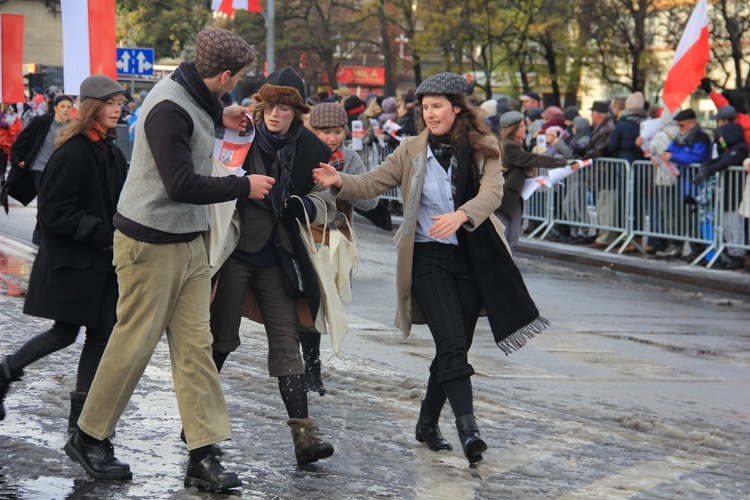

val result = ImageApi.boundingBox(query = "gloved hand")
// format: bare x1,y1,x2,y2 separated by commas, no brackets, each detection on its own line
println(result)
284,195,317,221
92,224,114,249
699,78,712,94
327,211,347,230
692,169,709,186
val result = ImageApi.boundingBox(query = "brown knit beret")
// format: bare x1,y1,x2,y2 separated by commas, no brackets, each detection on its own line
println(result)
253,67,311,113
193,28,256,77
309,103,348,129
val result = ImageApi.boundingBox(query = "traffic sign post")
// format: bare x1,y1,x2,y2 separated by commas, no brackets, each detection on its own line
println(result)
116,48,154,76
116,47,155,95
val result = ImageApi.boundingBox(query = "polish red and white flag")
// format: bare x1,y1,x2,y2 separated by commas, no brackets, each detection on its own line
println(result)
0,13,25,103
60,0,117,97
662,0,710,113
212,0,263,16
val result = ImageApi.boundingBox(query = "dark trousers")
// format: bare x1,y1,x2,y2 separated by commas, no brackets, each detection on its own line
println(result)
31,170,43,245
0,149,7,184
411,242,482,419
5,321,109,393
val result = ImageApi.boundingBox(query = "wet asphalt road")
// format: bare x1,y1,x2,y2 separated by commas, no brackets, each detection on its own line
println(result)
1,204,749,499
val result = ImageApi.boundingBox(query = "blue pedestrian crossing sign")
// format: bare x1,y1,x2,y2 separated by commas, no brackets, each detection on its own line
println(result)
116,48,155,76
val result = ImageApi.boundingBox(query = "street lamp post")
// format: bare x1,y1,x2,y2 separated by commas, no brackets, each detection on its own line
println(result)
265,0,275,73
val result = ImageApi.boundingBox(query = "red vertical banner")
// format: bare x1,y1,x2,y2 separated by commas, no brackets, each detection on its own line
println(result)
1,14,25,103
87,0,117,79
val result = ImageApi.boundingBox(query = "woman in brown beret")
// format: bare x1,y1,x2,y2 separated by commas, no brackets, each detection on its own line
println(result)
314,72,549,465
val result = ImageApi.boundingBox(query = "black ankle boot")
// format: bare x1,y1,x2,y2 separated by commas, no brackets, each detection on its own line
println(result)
185,451,241,492
415,402,452,451
0,356,23,421
64,431,132,480
304,359,326,396
455,414,487,464
67,391,87,435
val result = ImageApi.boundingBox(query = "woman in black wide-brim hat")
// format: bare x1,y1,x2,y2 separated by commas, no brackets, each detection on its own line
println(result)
208,67,337,465
314,72,549,464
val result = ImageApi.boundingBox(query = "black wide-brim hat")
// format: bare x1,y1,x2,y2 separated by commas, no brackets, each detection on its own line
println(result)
253,67,311,114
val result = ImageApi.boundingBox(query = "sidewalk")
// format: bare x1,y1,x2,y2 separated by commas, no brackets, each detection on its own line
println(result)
515,237,750,298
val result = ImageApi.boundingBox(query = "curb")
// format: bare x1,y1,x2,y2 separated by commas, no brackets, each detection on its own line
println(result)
515,239,750,298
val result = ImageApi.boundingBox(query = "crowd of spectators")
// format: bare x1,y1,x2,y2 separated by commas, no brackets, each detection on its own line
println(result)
2,76,748,272
313,79,749,272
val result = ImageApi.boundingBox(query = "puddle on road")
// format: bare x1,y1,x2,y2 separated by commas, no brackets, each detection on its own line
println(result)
0,251,32,297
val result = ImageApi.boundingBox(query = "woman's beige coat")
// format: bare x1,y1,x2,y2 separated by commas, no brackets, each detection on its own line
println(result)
337,130,508,337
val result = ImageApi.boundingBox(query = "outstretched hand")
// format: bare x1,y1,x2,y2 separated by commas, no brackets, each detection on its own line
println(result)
313,163,343,189
248,174,275,199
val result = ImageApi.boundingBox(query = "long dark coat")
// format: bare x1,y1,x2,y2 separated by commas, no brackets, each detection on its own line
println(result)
23,134,128,328
1,113,56,208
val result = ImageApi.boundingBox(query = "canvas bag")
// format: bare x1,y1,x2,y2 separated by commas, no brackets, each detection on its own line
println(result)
326,216,359,305
206,158,241,276
293,194,357,356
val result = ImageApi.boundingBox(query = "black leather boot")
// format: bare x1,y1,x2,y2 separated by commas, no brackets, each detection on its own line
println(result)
0,356,23,421
64,430,132,480
184,451,241,492
67,391,87,435
415,402,452,451
304,359,327,396
455,414,487,464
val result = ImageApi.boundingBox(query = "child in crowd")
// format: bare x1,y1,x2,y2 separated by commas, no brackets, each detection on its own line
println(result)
301,103,379,394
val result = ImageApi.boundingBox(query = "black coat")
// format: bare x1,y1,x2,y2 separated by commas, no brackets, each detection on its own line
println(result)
10,112,55,169
607,109,647,164
1,113,56,208
23,135,129,328
232,125,332,325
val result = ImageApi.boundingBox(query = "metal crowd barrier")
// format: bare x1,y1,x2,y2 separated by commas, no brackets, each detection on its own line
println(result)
524,157,750,267
524,167,551,238
359,142,402,202
544,158,630,253
712,163,750,266
627,161,716,264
